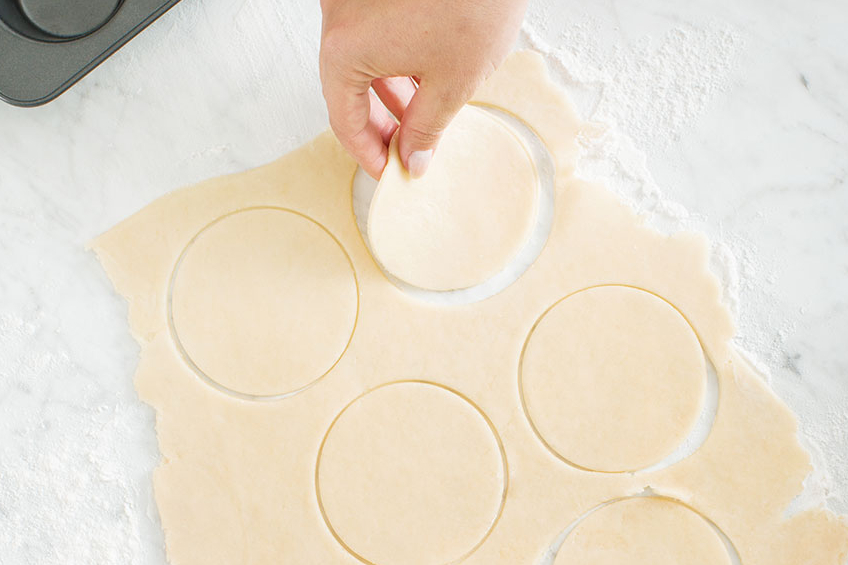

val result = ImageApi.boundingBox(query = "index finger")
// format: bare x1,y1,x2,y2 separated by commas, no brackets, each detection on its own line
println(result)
320,71,397,179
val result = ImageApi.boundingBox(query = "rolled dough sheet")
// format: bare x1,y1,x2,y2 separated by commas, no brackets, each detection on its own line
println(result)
92,51,848,565
169,207,358,398
368,104,539,291
317,381,506,565
554,497,731,565
520,285,707,473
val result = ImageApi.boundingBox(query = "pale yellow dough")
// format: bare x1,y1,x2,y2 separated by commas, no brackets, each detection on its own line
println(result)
317,381,506,565
169,207,358,398
520,285,706,473
92,51,848,565
368,104,538,291
554,497,731,565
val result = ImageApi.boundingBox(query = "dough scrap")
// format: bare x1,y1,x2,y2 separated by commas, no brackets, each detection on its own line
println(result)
520,285,706,472
368,105,539,291
554,497,731,565
317,381,505,565
92,50,848,565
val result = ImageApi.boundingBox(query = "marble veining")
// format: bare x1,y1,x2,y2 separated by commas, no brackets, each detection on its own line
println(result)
0,0,846,563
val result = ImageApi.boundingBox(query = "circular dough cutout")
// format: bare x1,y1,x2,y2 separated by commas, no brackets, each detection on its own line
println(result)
520,286,706,472
554,497,731,565
367,105,539,291
169,208,358,398
316,382,506,565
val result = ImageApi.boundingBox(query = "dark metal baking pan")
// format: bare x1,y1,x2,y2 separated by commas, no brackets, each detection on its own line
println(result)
0,0,181,107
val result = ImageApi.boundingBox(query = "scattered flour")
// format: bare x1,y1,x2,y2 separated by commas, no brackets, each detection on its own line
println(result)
0,8,840,565
519,15,840,513
0,311,160,564
520,18,743,225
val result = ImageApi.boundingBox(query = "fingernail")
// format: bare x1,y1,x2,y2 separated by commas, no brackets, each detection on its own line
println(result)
407,149,433,179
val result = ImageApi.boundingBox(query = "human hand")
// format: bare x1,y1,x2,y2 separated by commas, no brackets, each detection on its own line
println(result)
319,0,528,179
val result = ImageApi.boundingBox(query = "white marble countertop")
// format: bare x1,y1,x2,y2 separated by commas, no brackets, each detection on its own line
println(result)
0,0,846,562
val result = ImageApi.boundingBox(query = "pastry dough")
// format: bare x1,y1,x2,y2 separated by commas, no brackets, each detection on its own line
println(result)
554,497,731,565
317,381,505,565
169,207,358,398
368,105,538,291
520,285,706,472
92,51,848,565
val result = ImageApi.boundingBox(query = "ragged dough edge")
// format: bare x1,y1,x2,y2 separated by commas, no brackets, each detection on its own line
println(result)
89,133,355,344
90,133,372,565
471,50,584,177
90,50,848,565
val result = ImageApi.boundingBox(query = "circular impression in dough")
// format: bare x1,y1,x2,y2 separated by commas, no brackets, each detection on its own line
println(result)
367,105,539,292
554,497,731,565
169,207,358,398
520,285,706,472
316,381,506,565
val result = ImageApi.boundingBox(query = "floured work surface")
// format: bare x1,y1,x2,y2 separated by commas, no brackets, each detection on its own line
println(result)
92,51,848,565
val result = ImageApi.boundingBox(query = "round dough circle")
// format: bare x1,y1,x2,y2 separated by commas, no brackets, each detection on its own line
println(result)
169,208,358,398
554,497,731,565
316,381,506,565
367,105,539,291
520,286,706,472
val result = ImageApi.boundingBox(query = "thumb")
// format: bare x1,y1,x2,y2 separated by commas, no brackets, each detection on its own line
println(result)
397,82,467,178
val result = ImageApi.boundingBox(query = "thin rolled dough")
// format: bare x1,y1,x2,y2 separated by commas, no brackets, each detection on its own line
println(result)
169,207,358,398
317,381,505,565
520,285,706,472
554,497,731,565
368,104,539,291
92,51,848,565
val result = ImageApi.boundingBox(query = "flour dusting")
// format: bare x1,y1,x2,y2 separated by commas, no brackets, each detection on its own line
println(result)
520,15,841,512
0,312,160,564
0,4,842,563
519,18,755,319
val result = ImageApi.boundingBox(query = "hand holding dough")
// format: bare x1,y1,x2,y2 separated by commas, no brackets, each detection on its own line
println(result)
367,105,539,291
92,51,848,565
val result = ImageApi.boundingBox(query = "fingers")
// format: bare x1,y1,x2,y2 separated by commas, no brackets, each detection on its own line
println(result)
371,77,417,121
323,71,473,179
397,80,469,178
321,67,397,179
369,90,400,146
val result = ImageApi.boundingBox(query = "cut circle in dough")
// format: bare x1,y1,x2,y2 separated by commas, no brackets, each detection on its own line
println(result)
520,285,706,472
554,497,732,565
316,381,506,565
169,207,358,399
94,52,848,565
367,105,539,292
